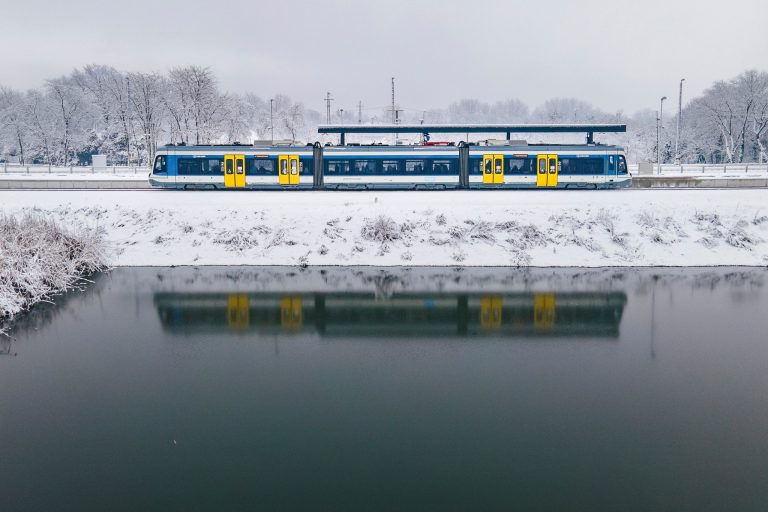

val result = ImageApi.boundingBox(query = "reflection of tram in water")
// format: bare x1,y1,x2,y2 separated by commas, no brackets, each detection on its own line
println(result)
154,291,627,338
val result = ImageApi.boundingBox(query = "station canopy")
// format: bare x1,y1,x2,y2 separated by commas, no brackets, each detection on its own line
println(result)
317,123,627,144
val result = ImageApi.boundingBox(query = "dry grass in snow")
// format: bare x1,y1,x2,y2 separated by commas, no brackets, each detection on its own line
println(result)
0,212,108,335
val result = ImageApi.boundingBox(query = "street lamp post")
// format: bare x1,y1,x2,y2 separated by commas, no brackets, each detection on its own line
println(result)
675,78,685,164
269,99,274,141
657,96,667,174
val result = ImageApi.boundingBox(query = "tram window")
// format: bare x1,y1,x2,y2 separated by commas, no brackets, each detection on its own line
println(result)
430,159,454,174
354,160,378,174
280,159,287,175
608,155,615,173
470,159,483,175
405,159,425,173
250,158,274,175
153,155,166,174
208,159,221,173
178,157,224,175
495,159,503,174
618,155,628,174
508,158,534,174
538,159,546,174
549,159,557,174
560,158,604,174
325,161,351,174
382,160,400,173
484,159,492,174
226,159,233,175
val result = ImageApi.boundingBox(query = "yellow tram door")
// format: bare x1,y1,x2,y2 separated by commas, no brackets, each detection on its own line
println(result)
547,154,559,187
533,293,556,330
224,154,236,188
278,155,290,185
227,294,250,330
234,155,246,188
493,154,504,184
289,155,300,185
482,154,494,184
536,155,548,187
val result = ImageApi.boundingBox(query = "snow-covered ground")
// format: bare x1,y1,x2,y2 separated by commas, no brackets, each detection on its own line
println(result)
0,173,144,181
1,189,767,267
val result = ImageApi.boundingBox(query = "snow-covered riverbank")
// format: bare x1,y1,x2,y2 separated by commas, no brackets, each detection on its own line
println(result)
1,189,767,267
0,212,107,334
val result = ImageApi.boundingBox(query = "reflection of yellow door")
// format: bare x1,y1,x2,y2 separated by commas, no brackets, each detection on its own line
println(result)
547,154,558,187
533,293,556,329
480,296,502,329
234,155,245,187
280,296,303,329
227,294,250,330
224,155,236,188
278,155,290,185
536,155,547,187
289,155,300,185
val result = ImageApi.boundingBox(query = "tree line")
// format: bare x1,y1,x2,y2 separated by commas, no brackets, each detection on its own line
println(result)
1,65,766,165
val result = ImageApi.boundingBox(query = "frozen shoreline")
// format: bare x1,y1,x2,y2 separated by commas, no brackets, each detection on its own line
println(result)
1,189,767,268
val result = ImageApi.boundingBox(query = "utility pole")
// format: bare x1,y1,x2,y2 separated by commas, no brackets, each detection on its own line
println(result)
391,77,396,144
358,101,362,124
325,92,334,124
420,111,426,144
269,98,274,141
675,78,685,164
657,96,667,174
391,77,395,124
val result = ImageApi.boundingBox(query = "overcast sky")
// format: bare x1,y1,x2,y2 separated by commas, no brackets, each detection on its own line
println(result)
2,0,766,115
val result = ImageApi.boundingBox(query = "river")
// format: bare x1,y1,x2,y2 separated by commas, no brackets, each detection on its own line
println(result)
1,267,767,511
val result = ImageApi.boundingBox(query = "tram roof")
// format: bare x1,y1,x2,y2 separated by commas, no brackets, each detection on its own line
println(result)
159,142,624,152
317,123,627,134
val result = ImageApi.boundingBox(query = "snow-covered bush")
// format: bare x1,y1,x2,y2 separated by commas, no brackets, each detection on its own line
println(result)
1,213,108,335
725,221,759,249
361,216,401,243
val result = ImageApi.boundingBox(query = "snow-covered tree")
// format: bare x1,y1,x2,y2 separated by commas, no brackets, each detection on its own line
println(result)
46,77,88,164
127,72,166,165
2,65,768,164
0,87,30,163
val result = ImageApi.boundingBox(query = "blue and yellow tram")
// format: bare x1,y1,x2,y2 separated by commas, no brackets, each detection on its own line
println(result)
149,141,630,190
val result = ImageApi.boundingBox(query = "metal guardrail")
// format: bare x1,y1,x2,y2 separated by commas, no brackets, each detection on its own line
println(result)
629,163,768,175
1,164,148,175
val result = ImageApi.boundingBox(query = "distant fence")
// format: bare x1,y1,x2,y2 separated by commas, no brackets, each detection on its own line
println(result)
629,163,768,176
1,163,148,175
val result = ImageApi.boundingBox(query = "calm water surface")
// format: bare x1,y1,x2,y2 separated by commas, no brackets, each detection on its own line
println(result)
1,267,767,511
